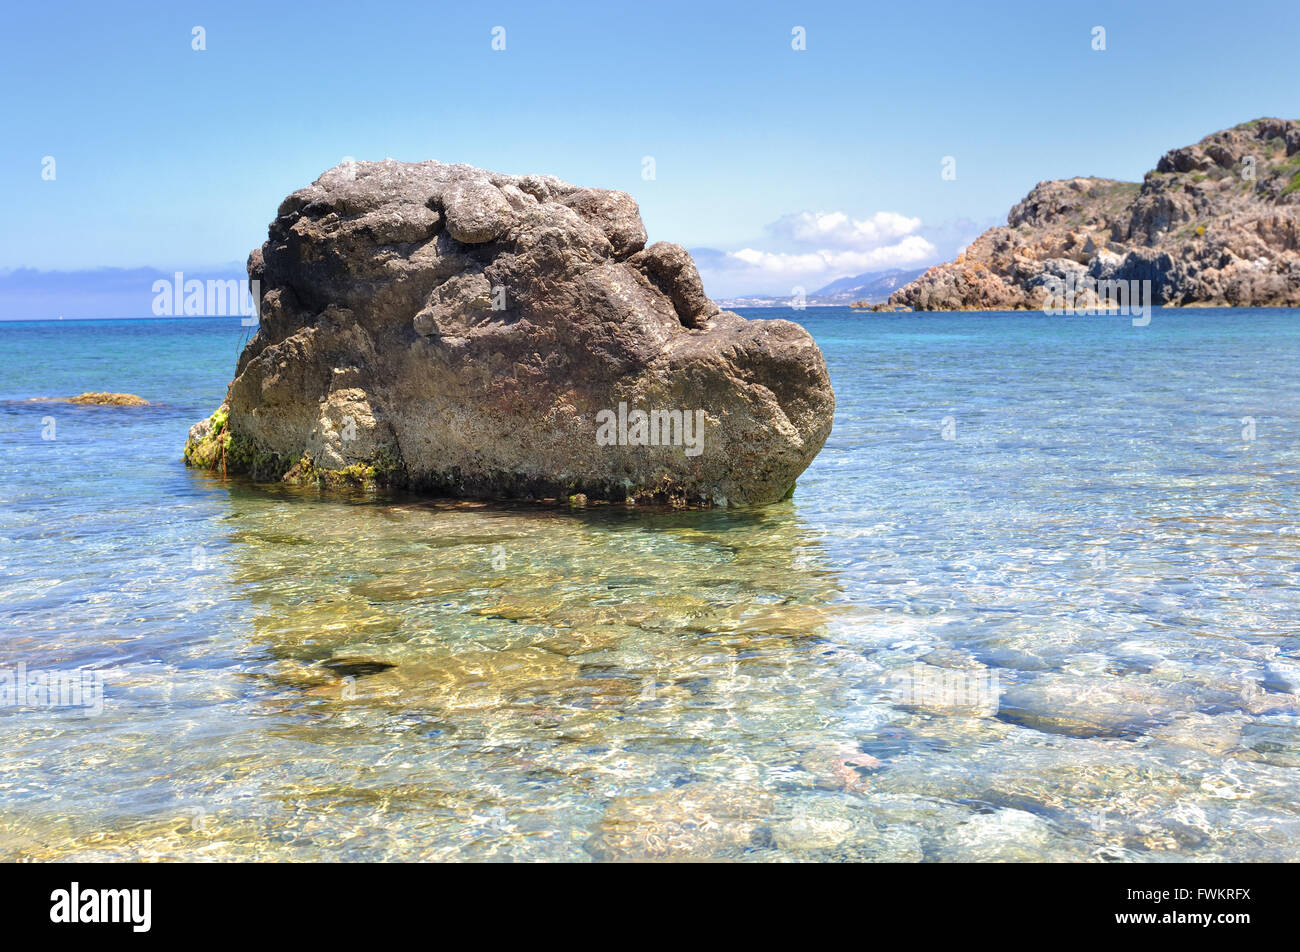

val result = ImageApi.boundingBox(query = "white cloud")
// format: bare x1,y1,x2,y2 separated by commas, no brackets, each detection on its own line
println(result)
696,208,941,297
767,210,924,249
729,235,935,276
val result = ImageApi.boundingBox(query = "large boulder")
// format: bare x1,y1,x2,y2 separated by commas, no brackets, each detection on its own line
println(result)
186,160,834,506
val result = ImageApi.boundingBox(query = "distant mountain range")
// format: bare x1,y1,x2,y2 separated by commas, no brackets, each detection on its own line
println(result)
714,267,928,308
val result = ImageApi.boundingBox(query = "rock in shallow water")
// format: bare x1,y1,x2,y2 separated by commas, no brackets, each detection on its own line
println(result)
31,392,150,406
186,160,834,506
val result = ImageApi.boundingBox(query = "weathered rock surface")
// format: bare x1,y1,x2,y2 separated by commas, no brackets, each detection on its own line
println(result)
187,160,834,505
892,118,1300,310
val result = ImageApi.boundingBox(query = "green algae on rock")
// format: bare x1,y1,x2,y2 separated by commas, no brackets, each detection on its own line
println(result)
183,405,232,471
185,403,391,489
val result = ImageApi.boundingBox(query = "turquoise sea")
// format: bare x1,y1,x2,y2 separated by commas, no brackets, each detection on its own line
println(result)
1,306,1297,861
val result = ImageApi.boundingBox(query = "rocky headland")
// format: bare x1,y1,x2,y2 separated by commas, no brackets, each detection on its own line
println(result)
891,118,1300,310
186,161,834,506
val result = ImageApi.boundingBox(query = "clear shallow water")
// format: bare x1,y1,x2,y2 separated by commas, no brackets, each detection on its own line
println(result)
0,308,1298,861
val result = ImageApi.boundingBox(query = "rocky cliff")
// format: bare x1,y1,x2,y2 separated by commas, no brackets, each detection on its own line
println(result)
891,119,1300,310
185,161,834,506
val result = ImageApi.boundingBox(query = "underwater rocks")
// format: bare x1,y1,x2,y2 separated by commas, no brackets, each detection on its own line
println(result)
585,784,777,860
185,160,834,506
33,392,150,406
892,118,1300,310
994,668,1296,740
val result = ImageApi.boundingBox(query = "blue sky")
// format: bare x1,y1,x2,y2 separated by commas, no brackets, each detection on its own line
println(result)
3,0,1298,306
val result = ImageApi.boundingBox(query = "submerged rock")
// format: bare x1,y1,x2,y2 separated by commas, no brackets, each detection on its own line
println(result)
586,784,776,860
186,160,834,505
33,392,150,406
